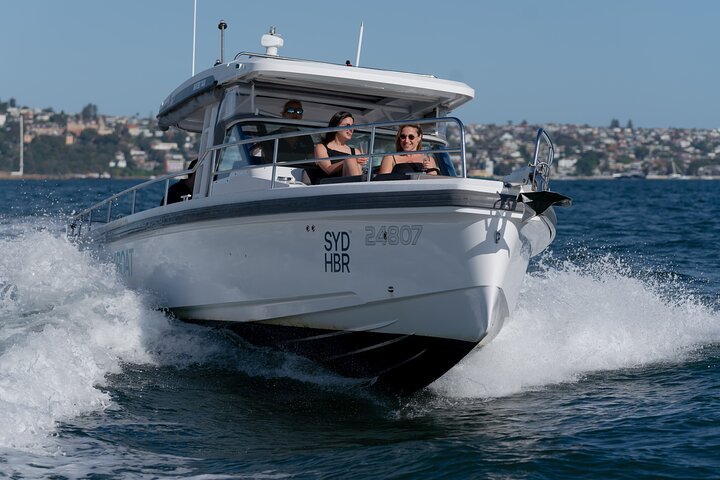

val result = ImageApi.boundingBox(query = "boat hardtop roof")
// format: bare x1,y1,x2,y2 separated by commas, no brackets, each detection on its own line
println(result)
158,45,475,133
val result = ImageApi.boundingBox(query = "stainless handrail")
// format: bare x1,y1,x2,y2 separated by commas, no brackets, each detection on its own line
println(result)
232,51,437,78
530,129,555,191
70,149,213,225
197,116,465,191
67,117,466,239
365,128,377,182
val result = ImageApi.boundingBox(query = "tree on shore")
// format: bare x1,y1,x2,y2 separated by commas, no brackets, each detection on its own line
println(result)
577,150,604,176
634,146,649,160
81,103,99,121
0,98,17,112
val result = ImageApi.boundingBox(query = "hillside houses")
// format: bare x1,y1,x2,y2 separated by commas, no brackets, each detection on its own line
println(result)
0,105,199,175
1,102,719,177
460,122,720,178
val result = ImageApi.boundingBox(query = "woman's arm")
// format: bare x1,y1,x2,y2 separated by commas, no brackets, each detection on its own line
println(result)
423,155,440,175
343,148,367,176
378,155,395,174
314,143,344,175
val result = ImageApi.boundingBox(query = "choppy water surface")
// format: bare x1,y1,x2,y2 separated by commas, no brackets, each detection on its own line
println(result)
0,179,718,478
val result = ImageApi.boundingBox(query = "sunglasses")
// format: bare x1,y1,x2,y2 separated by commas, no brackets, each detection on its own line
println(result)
399,134,417,140
285,107,303,115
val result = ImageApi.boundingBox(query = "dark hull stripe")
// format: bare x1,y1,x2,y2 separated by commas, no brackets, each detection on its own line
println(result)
92,189,521,243
324,333,413,361
182,318,477,396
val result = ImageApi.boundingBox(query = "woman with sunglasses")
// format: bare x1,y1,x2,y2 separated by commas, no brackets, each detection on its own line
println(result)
314,111,367,179
379,124,439,175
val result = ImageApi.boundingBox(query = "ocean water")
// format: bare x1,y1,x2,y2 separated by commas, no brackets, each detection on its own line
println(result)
0,178,718,479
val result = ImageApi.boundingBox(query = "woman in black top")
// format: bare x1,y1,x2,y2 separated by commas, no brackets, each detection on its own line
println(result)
379,124,439,175
313,111,367,178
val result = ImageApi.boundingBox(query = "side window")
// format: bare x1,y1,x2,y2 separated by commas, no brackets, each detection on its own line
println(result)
217,127,243,172
351,132,394,172
419,139,455,176
434,152,456,176
216,123,267,172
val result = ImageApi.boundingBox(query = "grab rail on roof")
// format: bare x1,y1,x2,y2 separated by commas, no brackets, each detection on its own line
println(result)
231,51,437,77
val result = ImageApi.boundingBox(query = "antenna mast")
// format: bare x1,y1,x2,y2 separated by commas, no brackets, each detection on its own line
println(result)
191,0,197,76
355,21,364,67
218,20,228,63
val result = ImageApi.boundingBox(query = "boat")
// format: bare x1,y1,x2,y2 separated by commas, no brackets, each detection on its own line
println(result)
67,26,571,395
612,171,645,179
667,159,691,180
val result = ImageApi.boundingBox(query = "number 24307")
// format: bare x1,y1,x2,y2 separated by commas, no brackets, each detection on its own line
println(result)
364,225,423,246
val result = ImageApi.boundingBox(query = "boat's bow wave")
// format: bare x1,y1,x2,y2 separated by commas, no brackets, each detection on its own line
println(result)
0,226,353,451
432,251,720,398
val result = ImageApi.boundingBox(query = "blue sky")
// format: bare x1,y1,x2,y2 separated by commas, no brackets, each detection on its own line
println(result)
1,0,718,129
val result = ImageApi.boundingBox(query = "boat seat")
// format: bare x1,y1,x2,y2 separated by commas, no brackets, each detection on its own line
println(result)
316,175,365,185
316,172,429,184
372,173,409,181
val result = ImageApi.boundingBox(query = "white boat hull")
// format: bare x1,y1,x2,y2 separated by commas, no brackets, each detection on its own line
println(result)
94,179,556,393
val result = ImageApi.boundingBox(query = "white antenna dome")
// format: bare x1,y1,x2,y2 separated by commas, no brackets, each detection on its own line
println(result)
261,26,284,56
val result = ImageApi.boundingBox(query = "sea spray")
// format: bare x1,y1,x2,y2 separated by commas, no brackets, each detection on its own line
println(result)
433,253,720,398
0,226,359,452
0,228,226,451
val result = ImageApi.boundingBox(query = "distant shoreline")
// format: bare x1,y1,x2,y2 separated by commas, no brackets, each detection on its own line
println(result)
0,173,151,181
1,173,718,182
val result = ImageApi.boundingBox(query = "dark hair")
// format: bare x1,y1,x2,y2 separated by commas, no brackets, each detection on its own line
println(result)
323,111,354,144
188,158,198,170
283,99,302,111
395,124,423,152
